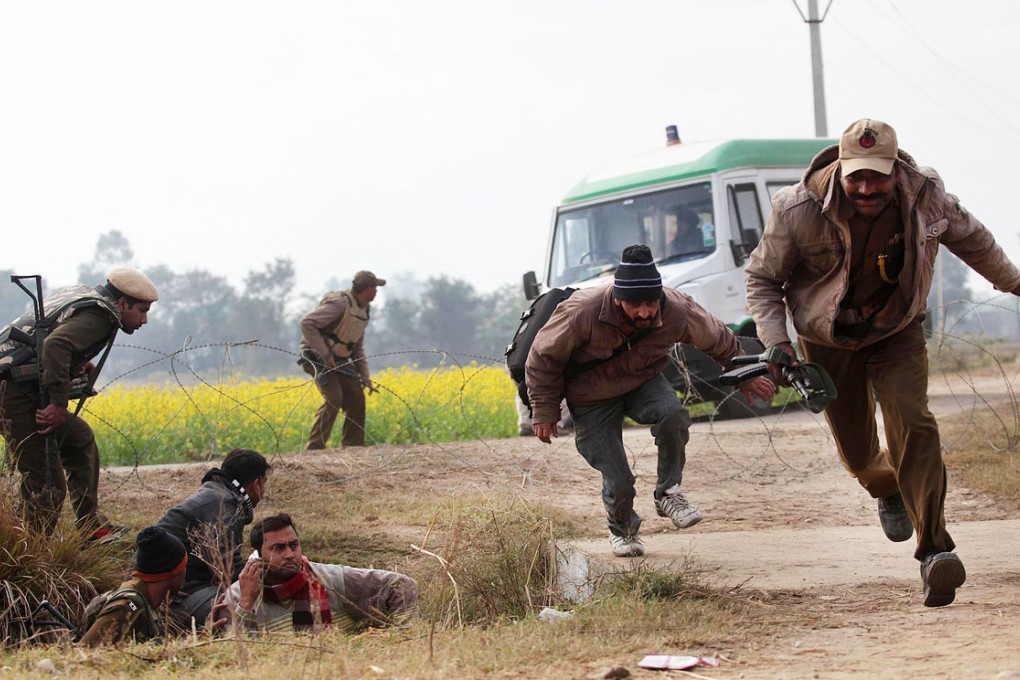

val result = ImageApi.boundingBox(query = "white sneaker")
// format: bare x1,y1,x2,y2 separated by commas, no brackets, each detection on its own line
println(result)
609,532,645,557
655,485,703,529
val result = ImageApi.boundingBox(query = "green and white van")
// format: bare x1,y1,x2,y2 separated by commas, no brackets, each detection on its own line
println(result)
522,130,834,417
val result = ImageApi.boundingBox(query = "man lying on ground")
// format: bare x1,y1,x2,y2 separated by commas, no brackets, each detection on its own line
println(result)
79,526,187,646
227,513,418,633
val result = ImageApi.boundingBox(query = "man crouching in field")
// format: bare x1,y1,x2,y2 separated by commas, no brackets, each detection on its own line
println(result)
526,244,775,557
227,513,418,633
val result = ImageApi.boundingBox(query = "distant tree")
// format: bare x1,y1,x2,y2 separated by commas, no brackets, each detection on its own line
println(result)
78,230,135,283
417,276,480,367
926,247,974,334
367,295,425,369
228,258,300,374
475,283,529,362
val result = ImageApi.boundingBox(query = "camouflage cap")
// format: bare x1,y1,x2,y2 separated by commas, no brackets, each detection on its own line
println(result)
352,271,386,288
107,268,159,302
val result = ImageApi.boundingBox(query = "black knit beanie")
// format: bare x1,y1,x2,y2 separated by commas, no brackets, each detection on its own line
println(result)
133,526,187,577
612,245,663,302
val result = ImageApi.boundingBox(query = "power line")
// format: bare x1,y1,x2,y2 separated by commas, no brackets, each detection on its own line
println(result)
830,17,1020,146
879,0,1020,108
867,0,1020,136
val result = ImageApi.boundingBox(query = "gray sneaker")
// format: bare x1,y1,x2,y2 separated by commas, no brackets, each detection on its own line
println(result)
655,485,703,529
609,532,645,558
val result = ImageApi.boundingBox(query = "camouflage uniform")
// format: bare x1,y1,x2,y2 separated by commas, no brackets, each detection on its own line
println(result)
79,577,160,647
1,286,120,533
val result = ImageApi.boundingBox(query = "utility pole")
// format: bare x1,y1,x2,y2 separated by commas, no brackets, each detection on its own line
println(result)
792,0,833,137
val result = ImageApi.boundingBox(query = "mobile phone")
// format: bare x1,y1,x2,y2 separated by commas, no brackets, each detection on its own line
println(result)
247,549,260,561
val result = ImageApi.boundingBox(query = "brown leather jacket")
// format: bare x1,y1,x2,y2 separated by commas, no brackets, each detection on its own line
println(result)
746,145,1020,350
525,284,741,425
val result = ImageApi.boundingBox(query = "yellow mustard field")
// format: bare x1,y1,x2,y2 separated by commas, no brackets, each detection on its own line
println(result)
86,364,519,466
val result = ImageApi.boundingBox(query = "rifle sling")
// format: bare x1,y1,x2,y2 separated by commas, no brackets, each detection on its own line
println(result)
71,331,117,419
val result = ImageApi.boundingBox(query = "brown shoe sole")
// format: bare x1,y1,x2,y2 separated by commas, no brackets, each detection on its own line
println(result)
922,553,967,607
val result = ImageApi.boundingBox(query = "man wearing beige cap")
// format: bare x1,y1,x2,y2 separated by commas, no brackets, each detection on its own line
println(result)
0,268,158,541
746,119,1020,607
298,271,385,449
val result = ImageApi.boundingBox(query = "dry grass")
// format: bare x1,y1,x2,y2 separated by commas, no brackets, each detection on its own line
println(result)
941,404,1020,503
0,478,124,647
0,448,764,678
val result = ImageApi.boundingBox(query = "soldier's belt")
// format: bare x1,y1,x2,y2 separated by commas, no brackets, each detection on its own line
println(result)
2,363,96,400
9,362,39,383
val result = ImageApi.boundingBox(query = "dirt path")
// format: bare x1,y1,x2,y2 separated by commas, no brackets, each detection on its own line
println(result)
549,371,1020,679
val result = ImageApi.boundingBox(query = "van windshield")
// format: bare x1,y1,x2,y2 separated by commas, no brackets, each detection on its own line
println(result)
547,183,716,288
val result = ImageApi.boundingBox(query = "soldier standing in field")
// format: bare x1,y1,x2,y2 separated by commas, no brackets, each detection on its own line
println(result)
0,268,158,542
298,271,385,449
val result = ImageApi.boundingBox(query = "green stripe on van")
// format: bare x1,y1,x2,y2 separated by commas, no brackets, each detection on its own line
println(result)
562,139,835,204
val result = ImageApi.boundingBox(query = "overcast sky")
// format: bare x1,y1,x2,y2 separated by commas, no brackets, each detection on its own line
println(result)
2,0,1018,301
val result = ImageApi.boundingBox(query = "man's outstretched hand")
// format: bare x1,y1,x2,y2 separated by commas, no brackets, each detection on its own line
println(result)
533,422,558,443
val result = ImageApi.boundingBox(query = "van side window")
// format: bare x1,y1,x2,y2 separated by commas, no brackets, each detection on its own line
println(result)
727,183,764,248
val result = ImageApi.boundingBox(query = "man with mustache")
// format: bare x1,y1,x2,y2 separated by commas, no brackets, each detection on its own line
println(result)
526,244,775,558
745,119,1020,607
227,513,418,633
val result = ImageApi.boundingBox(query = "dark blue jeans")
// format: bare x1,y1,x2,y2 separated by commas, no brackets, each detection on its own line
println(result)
570,373,691,538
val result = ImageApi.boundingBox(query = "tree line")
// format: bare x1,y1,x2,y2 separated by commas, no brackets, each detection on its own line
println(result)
3,231,529,383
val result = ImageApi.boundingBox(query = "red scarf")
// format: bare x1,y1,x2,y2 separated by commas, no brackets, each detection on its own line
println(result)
263,557,332,629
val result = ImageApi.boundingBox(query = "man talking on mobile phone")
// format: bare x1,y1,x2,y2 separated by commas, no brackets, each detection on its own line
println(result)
227,513,417,633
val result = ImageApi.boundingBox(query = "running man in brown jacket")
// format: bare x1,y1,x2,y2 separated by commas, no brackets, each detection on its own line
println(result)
746,119,1020,607
526,245,775,557
299,271,384,449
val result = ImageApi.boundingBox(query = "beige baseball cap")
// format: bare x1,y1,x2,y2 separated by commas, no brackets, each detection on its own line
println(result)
839,119,898,176
352,270,386,288
107,268,159,302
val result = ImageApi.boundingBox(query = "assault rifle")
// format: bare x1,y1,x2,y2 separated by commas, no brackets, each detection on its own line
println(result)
719,345,837,414
300,348,378,394
9,275,59,503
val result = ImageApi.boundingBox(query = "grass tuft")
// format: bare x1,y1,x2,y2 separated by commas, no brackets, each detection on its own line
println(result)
415,496,564,627
0,478,124,647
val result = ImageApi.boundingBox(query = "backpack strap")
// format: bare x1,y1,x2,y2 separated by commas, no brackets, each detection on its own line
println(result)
564,328,654,379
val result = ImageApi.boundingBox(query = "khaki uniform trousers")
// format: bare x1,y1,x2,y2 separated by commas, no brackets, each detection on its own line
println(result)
1,381,106,534
801,319,953,560
304,366,366,449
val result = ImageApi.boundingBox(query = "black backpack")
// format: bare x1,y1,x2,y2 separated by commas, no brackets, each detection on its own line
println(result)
504,287,576,407
506,286,657,411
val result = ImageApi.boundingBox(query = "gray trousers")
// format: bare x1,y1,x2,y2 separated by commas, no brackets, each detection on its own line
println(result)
570,373,691,538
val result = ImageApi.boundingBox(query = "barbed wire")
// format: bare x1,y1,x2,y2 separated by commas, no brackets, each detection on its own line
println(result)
5,296,1018,515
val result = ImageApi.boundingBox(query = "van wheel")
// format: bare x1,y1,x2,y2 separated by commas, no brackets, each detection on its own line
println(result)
714,388,773,419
